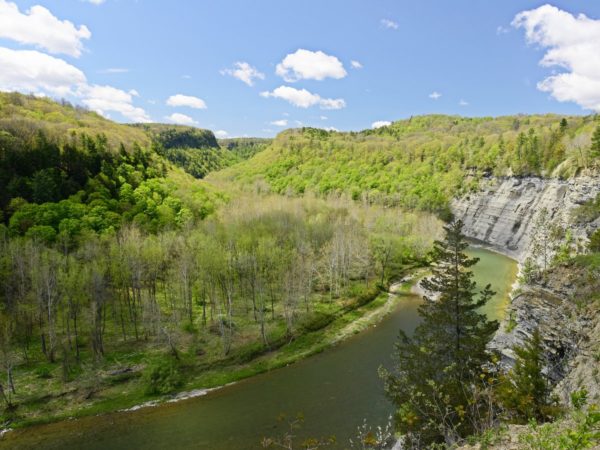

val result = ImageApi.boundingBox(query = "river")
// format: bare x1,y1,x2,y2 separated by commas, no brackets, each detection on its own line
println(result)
1,247,517,450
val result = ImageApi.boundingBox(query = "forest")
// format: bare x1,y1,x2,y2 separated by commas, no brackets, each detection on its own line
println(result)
1,92,600,447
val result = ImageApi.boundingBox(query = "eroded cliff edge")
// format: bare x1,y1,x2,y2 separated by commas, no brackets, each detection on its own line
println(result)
452,175,600,263
452,175,600,406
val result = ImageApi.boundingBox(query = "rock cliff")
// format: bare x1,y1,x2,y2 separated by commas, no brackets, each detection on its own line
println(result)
452,175,600,407
452,175,600,262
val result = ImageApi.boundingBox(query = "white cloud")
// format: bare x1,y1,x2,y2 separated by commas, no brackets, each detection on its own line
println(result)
0,46,149,123
260,85,346,109
429,91,442,100
181,74,192,79
381,19,399,30
99,68,129,74
166,94,207,109
372,120,391,129
221,61,265,86
0,47,86,96
0,0,91,57
323,126,338,132
459,99,469,106
351,60,363,69
513,4,600,112
319,98,346,110
214,130,228,138
496,25,510,35
270,119,288,127
165,113,197,126
81,84,151,122
320,115,328,120
275,49,347,82
84,0,106,4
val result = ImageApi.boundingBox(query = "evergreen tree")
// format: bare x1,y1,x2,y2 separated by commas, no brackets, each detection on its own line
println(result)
380,220,498,446
498,328,557,422
559,118,568,134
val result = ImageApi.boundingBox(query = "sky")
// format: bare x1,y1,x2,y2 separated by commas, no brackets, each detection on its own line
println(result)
1,0,600,137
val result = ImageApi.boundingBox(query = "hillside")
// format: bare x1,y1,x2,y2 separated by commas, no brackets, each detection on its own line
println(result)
0,92,224,242
0,92,151,150
210,114,600,217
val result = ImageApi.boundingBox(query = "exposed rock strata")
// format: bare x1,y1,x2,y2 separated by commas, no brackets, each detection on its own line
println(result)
453,176,600,263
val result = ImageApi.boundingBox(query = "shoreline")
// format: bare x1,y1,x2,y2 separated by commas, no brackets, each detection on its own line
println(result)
0,273,421,439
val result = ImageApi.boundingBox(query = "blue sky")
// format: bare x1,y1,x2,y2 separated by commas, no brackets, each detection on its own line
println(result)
2,1,600,137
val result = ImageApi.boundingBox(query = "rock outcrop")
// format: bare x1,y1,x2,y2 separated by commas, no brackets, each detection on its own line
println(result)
452,175,600,263
453,175,600,407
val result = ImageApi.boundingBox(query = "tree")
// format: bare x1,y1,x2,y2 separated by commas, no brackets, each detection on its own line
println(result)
380,220,498,446
497,328,557,423
591,125,600,159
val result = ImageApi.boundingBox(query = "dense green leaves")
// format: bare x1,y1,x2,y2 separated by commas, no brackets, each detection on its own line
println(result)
380,220,498,446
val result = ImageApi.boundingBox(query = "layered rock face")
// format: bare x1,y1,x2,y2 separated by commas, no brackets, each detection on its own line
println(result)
452,176,600,262
453,176,600,407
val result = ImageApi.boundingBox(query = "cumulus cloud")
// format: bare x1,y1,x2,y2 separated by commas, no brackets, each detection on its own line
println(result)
429,91,442,100
513,4,600,112
320,115,328,120
81,84,151,122
372,120,391,129
166,94,207,109
84,0,106,4
275,49,347,82
214,130,228,138
0,0,91,57
459,99,469,106
381,19,399,30
260,85,346,109
270,119,288,127
0,47,86,96
0,48,83,97
165,113,197,126
350,60,363,69
99,68,129,74
221,62,265,86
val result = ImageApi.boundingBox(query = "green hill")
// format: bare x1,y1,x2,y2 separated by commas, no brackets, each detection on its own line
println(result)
0,92,224,242
210,114,600,217
133,123,244,179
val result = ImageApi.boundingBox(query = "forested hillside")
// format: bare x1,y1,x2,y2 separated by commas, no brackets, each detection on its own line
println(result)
0,92,223,244
0,93,440,429
211,114,600,217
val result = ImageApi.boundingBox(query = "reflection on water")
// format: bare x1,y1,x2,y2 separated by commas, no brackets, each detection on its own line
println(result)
1,248,517,450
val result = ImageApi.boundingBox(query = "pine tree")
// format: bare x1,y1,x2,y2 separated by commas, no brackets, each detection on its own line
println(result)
498,328,557,422
380,220,499,446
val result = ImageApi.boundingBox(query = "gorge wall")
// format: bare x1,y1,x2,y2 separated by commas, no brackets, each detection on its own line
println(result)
452,175,600,263
452,175,600,406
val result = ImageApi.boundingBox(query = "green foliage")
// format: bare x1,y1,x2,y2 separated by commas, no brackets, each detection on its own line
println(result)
519,408,600,450
219,137,271,160
380,220,498,446
497,329,559,423
589,229,600,253
213,114,597,215
142,358,184,395
591,125,600,159
572,194,600,225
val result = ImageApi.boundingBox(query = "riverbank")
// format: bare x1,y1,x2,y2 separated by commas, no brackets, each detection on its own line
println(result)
0,272,422,438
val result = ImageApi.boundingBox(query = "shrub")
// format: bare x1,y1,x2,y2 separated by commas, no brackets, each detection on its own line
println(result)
142,358,183,395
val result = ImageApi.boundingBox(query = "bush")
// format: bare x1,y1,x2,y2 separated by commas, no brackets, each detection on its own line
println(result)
298,311,336,333
142,358,183,395
34,365,53,379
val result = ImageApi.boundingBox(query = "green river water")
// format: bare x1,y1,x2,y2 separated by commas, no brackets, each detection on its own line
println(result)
1,247,517,450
